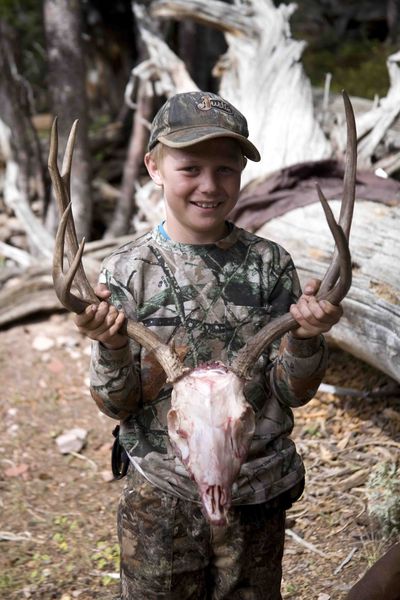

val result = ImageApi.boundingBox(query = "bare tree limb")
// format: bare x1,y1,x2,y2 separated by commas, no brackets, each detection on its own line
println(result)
0,241,34,268
1,126,54,260
105,79,153,237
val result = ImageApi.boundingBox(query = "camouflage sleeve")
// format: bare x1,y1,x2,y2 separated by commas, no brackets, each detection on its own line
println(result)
266,251,328,407
271,332,328,407
90,340,141,420
89,265,142,420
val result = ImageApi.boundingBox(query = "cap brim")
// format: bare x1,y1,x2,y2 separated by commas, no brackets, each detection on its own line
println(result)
158,127,261,162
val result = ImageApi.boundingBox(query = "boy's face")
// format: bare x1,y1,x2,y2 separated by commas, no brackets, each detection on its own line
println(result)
145,138,243,244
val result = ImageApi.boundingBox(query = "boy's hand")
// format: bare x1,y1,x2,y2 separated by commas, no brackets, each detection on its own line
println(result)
289,278,343,339
74,283,128,349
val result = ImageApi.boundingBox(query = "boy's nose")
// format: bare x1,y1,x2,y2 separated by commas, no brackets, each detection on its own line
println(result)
199,171,219,194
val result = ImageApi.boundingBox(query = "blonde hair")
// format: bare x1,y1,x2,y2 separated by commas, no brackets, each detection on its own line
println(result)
148,142,166,166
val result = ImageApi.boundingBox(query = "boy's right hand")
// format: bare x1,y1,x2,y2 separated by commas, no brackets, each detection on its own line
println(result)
74,283,128,349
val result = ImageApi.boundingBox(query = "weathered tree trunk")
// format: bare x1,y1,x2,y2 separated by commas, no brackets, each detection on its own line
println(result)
43,0,92,241
256,200,400,383
354,50,400,167
0,20,53,260
150,0,332,186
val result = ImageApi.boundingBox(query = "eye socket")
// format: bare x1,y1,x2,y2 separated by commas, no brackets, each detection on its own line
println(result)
180,165,199,174
218,165,235,173
176,428,188,439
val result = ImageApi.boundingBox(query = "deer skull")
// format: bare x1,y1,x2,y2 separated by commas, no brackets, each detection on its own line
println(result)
167,363,255,525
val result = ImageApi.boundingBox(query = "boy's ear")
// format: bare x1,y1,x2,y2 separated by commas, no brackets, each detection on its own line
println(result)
144,152,163,186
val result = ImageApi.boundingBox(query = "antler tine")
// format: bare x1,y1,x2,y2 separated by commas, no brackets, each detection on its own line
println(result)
48,119,96,300
315,185,352,304
53,202,93,313
50,122,187,384
48,118,75,247
318,90,357,296
231,92,357,380
60,118,78,194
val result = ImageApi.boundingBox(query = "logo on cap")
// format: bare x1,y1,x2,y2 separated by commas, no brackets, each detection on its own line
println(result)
196,95,233,114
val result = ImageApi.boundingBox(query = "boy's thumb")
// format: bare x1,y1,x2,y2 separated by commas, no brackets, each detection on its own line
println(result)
95,282,111,298
303,278,322,295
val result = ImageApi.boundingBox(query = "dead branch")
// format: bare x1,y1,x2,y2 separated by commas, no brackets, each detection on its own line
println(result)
149,0,332,186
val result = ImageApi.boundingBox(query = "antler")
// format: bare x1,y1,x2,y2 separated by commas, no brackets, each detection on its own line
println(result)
49,119,187,383
231,91,357,379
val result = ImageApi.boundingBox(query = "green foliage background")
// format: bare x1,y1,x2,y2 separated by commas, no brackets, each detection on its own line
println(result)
302,38,395,99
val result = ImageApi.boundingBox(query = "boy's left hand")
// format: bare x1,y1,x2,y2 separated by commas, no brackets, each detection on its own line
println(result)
290,278,343,339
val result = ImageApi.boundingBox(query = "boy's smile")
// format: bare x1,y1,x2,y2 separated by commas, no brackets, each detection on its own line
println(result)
145,138,244,244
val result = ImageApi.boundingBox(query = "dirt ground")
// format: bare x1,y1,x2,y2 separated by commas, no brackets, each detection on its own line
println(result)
0,313,399,600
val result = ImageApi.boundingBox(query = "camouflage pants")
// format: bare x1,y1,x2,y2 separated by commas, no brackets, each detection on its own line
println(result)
117,468,286,600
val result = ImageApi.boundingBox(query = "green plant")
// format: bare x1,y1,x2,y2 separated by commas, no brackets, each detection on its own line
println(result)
91,541,120,585
0,573,13,589
366,461,400,537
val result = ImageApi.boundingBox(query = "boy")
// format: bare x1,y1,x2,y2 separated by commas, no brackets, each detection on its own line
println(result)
75,91,342,599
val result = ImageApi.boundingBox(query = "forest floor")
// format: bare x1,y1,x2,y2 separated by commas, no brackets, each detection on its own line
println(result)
0,313,399,600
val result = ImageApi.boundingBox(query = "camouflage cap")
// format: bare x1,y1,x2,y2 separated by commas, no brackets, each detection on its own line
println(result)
148,91,261,162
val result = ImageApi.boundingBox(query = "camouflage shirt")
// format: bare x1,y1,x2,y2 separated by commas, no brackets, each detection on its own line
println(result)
90,224,327,505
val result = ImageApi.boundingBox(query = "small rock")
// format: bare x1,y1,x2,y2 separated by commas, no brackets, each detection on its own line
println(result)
66,349,82,360
32,335,55,352
56,428,88,454
47,359,65,374
7,423,19,436
101,470,114,482
5,463,29,478
83,345,92,356
56,335,79,348
318,594,331,600
97,442,113,454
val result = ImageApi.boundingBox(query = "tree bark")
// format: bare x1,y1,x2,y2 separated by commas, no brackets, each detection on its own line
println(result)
43,0,92,241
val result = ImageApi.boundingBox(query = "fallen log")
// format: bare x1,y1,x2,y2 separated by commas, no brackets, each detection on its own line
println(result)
0,235,134,328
